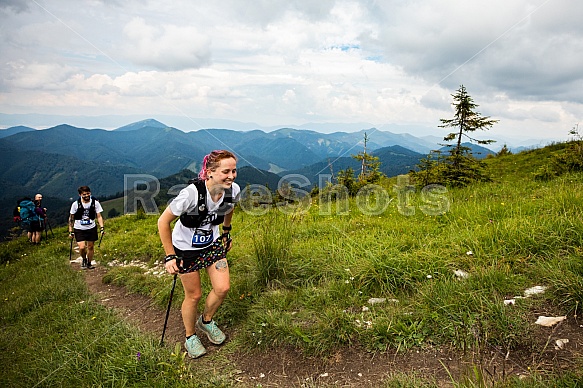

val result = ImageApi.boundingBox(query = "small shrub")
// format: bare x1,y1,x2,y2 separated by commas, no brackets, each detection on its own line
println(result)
533,164,557,181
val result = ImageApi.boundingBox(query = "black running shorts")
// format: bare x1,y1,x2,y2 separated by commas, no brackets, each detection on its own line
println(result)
29,220,45,232
74,226,98,242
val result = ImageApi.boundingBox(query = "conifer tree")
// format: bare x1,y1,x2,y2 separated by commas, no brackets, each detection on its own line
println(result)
434,85,498,186
496,144,512,156
440,85,498,165
411,150,443,187
336,167,358,196
352,132,383,184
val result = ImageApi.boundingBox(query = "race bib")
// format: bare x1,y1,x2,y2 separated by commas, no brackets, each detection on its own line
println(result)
191,229,213,248
80,217,92,226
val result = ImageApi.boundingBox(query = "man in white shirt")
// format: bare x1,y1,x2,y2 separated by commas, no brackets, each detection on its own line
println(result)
68,186,105,269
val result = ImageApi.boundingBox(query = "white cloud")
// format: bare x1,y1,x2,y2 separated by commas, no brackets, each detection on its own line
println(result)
122,17,212,71
0,0,29,13
0,0,581,142
5,61,77,90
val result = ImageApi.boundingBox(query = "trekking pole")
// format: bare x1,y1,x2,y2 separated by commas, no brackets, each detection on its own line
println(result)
160,273,178,346
69,236,74,261
98,230,105,248
47,218,54,237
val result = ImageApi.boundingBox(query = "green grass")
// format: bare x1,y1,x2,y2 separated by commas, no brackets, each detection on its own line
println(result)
0,242,206,387
1,142,582,387
100,196,125,219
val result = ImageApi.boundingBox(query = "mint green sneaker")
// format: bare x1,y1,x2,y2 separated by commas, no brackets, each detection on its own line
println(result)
196,316,226,345
184,335,206,358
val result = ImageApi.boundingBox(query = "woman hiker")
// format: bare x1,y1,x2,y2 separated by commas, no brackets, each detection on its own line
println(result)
158,150,240,358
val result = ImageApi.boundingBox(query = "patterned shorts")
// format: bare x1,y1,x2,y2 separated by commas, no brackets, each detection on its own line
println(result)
174,239,227,274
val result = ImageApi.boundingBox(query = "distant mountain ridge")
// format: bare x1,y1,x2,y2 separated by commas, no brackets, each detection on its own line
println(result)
0,125,35,139
0,143,144,200
0,118,497,203
0,118,441,175
115,119,168,132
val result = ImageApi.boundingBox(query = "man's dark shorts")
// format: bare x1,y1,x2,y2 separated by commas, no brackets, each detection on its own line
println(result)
74,226,98,242
29,220,45,232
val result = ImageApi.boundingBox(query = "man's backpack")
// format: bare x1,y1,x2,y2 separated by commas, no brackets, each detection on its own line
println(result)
19,199,40,226
74,197,96,220
179,178,233,228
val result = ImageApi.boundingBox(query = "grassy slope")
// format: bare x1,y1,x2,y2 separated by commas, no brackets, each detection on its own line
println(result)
1,142,582,387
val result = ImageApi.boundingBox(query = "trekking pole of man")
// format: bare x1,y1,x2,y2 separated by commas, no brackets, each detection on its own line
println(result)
98,228,105,248
69,235,74,261
160,272,178,346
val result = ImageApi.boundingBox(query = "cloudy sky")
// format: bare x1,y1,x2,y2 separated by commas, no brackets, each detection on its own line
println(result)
1,0,581,143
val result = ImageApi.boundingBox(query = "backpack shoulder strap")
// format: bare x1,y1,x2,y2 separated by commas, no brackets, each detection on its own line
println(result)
74,198,96,219
179,179,208,228
188,178,206,206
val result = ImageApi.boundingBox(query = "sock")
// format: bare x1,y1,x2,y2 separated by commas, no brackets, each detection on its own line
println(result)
202,317,212,324
186,334,194,340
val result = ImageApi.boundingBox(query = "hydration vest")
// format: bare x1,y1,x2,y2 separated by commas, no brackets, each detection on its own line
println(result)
74,198,96,220
179,179,233,228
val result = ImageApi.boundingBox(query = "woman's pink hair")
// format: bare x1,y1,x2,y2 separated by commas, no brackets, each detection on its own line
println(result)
198,150,237,180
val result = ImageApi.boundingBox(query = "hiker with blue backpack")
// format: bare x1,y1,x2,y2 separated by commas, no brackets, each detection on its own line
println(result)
17,196,45,244
68,186,105,270
158,150,240,359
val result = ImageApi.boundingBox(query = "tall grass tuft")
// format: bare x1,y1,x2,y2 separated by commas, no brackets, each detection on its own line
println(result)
251,210,293,288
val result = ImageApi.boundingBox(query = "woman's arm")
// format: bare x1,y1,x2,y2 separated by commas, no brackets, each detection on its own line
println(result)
158,207,178,256
158,207,181,274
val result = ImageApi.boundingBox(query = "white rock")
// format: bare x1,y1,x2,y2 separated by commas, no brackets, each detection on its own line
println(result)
524,286,547,297
368,297,386,305
555,338,569,350
504,299,515,306
535,316,566,327
454,269,469,279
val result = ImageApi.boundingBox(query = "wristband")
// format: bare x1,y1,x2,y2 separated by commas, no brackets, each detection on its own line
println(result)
164,254,178,263
222,225,232,231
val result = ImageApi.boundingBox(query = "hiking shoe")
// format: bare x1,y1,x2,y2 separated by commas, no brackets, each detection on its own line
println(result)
86,263,95,270
196,316,226,345
184,335,207,358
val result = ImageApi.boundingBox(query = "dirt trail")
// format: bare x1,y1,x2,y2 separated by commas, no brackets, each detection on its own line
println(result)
78,261,582,387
